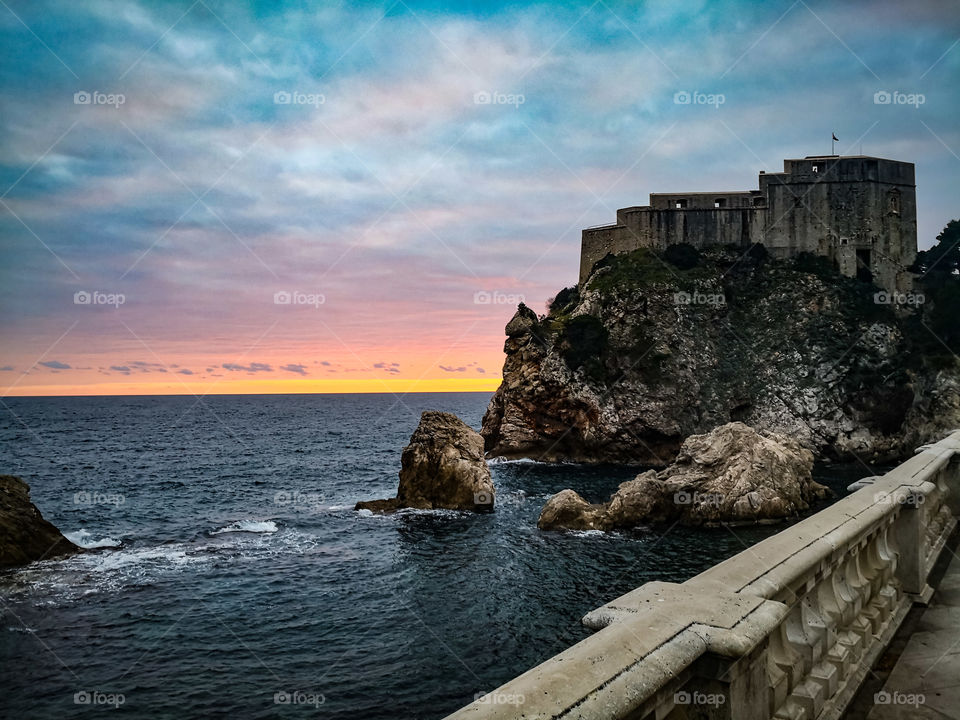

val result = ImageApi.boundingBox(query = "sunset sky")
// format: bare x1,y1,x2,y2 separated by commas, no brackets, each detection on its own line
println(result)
1,0,958,396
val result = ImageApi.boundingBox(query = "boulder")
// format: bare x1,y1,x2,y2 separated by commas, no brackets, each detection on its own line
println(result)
0,474,79,567
356,411,495,513
538,422,829,530
537,489,605,531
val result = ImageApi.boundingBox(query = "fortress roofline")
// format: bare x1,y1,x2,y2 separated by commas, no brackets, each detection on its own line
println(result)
786,154,912,164
650,190,755,196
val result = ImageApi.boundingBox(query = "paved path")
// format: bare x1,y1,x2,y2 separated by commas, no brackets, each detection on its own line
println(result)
867,550,960,720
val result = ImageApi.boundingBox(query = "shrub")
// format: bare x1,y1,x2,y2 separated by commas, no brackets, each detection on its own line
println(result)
663,243,700,270
560,314,608,371
548,286,580,316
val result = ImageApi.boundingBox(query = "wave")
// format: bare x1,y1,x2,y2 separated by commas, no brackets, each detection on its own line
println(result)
64,529,122,549
487,456,547,465
210,520,279,535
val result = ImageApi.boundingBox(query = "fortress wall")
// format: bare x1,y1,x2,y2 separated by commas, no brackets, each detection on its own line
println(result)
579,157,917,294
579,225,641,284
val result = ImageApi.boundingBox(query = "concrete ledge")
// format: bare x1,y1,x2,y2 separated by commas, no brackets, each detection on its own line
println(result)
443,431,960,720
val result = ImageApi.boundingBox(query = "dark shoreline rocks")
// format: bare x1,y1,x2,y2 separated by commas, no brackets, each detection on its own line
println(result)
356,411,495,513
538,422,830,530
1,474,79,567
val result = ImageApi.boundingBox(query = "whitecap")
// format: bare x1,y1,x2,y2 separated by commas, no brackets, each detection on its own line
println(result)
488,456,546,465
210,520,279,535
567,529,607,538
64,529,122,549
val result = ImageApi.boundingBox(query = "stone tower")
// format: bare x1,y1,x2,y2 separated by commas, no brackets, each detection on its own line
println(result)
579,155,917,294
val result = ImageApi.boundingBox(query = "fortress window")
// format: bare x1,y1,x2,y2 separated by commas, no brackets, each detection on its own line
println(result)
674,199,687,209
753,197,765,206
812,164,819,173
888,190,901,214
714,198,726,208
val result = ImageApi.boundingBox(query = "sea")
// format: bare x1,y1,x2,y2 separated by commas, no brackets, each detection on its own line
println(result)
0,393,873,719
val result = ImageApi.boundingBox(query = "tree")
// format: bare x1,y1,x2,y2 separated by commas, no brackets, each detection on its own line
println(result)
913,219,960,274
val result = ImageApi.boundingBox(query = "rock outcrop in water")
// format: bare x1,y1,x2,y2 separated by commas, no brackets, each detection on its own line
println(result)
483,246,960,465
356,411,495,513
0,474,78,567
538,422,829,530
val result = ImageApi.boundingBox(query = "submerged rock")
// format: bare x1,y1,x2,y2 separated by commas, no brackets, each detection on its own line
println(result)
538,422,829,530
356,411,495,513
0,474,79,567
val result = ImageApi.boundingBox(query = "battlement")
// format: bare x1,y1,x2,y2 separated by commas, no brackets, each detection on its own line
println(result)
579,154,918,294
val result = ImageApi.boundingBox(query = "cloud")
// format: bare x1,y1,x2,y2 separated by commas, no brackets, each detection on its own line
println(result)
280,363,308,375
439,365,467,373
476,367,485,373
39,361,71,369
176,368,194,375
1,0,957,393
0,365,13,371
222,362,273,373
110,365,132,373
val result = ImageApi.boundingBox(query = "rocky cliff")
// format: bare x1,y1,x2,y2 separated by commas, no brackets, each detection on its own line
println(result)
482,245,960,465
1,474,78,567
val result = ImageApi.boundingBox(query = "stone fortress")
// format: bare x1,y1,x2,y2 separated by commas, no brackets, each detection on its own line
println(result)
580,155,917,295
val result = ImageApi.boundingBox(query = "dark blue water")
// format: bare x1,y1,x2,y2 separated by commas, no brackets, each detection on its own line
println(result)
0,393,872,718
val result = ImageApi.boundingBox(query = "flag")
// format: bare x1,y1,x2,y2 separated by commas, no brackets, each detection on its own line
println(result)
832,133,839,141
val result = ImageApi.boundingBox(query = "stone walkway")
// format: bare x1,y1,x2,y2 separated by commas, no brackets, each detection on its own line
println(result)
867,550,960,720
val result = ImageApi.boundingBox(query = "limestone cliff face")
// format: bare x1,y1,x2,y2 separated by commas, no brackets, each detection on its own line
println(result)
482,247,960,465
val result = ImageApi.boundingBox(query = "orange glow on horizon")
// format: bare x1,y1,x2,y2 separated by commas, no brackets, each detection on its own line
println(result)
2,376,502,398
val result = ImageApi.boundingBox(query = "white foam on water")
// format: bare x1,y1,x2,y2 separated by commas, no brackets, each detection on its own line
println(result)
64,528,122,549
488,456,546,465
567,529,606,538
210,520,279,535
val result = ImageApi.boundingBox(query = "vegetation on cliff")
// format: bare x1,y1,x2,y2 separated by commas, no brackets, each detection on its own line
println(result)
483,223,960,465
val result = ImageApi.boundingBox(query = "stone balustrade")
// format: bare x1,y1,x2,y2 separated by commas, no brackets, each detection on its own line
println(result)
445,430,960,720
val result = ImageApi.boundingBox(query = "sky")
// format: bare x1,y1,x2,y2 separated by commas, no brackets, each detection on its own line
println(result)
0,0,958,397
